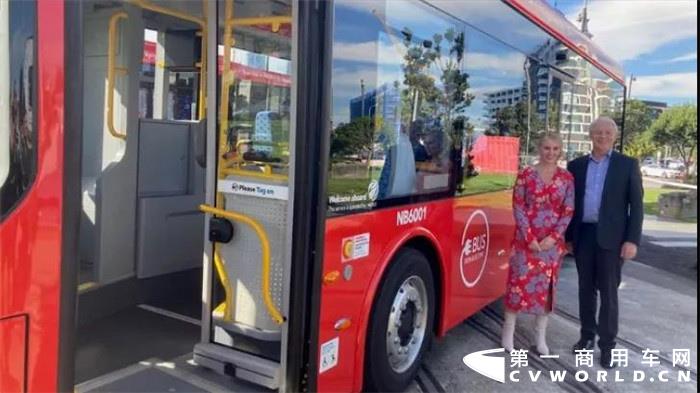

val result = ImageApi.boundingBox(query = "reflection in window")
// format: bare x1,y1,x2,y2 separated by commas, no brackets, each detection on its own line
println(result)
329,0,473,213
1,0,36,218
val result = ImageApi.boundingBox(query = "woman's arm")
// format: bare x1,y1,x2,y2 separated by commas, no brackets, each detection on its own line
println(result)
513,170,536,244
548,176,575,242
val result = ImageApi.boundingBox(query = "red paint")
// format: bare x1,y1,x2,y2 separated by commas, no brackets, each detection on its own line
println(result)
504,0,625,85
317,192,515,392
0,315,28,393
0,1,65,392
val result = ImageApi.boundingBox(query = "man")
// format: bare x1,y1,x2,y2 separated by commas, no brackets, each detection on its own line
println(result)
565,117,643,369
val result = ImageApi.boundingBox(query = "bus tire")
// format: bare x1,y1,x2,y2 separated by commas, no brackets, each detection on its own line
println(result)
364,248,435,392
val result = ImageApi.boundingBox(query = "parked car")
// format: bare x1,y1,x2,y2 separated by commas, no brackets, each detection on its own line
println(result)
640,164,683,179
641,157,656,166
662,159,685,170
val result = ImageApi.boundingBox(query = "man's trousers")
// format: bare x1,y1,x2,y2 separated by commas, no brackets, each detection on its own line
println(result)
574,223,623,350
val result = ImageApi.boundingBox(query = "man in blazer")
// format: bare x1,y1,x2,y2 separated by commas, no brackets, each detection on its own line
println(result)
565,117,644,369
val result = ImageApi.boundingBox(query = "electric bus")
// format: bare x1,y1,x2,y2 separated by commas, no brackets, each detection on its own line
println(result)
0,0,626,391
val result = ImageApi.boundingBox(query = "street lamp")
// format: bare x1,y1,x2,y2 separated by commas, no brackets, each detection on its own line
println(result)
627,74,637,100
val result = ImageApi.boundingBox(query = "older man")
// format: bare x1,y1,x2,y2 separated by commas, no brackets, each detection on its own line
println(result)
565,117,644,369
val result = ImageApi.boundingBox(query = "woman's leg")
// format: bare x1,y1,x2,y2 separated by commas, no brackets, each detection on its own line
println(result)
501,310,517,352
534,313,549,355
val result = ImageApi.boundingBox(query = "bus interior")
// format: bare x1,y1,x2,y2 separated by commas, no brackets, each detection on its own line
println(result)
74,0,294,391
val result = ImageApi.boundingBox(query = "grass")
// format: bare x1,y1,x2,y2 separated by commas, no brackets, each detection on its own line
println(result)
644,187,696,222
458,173,516,196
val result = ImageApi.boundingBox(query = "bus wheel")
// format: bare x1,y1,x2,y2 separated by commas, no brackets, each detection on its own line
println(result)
364,248,435,392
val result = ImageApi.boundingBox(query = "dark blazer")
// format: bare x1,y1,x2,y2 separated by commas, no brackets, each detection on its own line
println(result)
565,151,644,251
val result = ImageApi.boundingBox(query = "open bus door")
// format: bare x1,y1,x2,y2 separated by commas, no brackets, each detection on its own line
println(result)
2,0,329,391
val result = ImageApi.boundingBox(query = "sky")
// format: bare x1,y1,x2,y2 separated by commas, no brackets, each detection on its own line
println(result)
547,0,697,106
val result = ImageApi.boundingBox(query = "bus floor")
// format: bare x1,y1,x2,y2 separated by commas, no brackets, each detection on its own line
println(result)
74,302,271,392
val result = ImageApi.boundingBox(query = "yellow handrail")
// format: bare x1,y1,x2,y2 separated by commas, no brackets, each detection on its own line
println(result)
228,16,292,33
107,12,128,140
199,204,285,325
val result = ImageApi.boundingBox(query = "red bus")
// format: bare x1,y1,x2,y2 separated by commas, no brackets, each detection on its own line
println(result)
0,0,626,392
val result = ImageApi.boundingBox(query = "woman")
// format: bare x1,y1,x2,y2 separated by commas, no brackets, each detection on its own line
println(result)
501,133,574,355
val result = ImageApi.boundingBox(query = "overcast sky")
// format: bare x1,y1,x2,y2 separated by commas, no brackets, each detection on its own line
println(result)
549,0,697,105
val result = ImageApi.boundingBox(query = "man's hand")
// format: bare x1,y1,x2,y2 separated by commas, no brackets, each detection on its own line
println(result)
529,240,542,252
565,242,574,255
539,236,556,251
620,242,638,261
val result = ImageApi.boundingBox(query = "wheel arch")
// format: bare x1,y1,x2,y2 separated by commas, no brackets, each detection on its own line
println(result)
354,229,447,392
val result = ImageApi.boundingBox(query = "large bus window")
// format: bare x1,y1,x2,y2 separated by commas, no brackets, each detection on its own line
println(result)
0,0,36,219
454,28,531,196
328,0,466,214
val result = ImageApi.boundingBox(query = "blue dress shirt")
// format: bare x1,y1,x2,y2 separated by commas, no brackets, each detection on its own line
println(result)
582,150,612,223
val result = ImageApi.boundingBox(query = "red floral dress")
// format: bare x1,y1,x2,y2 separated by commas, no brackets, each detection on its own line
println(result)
505,166,574,314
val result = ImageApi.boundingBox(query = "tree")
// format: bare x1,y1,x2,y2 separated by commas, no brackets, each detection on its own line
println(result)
330,116,376,164
607,99,654,147
649,104,697,177
623,131,657,160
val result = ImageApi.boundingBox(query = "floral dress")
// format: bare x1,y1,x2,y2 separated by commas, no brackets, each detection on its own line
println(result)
505,166,574,315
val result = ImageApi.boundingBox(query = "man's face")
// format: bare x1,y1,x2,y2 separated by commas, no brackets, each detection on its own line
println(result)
589,122,617,153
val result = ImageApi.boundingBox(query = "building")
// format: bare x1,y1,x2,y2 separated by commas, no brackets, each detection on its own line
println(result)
484,87,525,116
640,100,668,119
349,83,401,130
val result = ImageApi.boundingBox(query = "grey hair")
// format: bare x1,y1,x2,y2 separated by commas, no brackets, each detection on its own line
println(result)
589,116,619,134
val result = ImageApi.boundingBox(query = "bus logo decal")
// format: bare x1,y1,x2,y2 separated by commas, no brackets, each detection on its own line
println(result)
459,209,490,288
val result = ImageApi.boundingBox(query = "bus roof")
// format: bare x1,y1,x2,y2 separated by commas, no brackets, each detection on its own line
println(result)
504,0,626,85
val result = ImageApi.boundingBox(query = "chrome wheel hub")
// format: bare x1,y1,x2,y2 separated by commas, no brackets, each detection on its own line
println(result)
385,275,428,373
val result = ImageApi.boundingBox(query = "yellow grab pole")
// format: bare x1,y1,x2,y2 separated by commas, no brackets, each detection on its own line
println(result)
107,12,128,140
199,204,285,325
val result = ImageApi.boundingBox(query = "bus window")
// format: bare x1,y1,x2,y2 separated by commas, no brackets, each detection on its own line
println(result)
328,0,464,214
0,0,36,220
139,27,202,121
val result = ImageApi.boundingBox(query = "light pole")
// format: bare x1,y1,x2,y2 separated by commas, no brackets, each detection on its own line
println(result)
627,74,637,100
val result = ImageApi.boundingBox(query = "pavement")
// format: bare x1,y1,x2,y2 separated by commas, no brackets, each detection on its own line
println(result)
407,213,697,393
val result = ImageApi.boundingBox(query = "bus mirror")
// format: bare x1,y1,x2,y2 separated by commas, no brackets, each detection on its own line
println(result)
0,1,10,187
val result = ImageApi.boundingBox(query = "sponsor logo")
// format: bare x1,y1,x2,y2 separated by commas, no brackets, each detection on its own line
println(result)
459,209,489,288
341,233,370,262
396,206,428,226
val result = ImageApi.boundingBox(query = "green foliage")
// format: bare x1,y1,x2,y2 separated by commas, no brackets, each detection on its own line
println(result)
330,116,376,160
607,99,654,146
623,131,657,159
649,104,698,176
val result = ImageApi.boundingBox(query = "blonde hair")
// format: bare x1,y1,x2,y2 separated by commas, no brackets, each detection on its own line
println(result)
537,132,563,148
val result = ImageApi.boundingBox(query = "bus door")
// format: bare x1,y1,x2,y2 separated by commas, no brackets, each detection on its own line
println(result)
194,0,297,390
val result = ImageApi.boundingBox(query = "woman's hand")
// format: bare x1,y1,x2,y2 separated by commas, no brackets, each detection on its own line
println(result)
539,236,556,251
528,240,541,252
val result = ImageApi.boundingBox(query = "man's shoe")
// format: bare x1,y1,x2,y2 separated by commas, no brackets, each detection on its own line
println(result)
571,338,595,354
600,349,616,369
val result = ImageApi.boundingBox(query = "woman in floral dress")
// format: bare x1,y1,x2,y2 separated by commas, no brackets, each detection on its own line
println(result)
501,133,574,355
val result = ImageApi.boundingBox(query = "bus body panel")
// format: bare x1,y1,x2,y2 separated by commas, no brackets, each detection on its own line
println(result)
0,1,65,391
317,192,514,392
